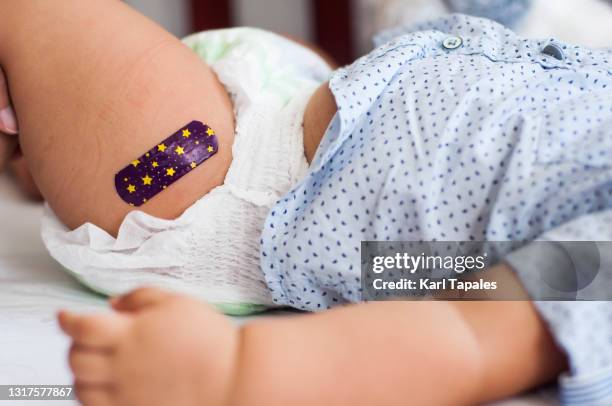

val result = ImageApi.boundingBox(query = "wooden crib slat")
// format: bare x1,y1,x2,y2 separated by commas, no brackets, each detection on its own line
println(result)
189,0,355,64
192,0,233,31
313,0,354,65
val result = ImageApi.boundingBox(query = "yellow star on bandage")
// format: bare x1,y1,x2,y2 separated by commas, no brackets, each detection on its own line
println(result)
175,146,185,155
206,128,215,137
182,129,191,138
132,159,140,167
166,167,176,177
142,175,153,186
190,162,197,169
152,161,159,168
157,143,167,152
127,184,136,193
207,146,214,153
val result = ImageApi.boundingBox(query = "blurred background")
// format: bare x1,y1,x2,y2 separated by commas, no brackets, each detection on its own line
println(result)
125,0,612,66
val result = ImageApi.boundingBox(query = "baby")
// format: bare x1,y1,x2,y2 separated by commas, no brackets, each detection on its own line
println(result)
1,0,612,405
39,25,336,314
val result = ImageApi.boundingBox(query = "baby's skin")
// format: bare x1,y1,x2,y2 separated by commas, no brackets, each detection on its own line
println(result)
0,0,235,235
0,1,566,405
0,69,40,199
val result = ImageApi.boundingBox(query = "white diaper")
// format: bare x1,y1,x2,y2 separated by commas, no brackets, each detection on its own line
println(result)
41,28,332,313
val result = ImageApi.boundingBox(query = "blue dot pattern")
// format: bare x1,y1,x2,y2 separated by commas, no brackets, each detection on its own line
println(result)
260,14,612,402
506,210,612,405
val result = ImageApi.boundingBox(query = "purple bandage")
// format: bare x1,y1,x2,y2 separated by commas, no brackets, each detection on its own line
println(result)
115,121,219,206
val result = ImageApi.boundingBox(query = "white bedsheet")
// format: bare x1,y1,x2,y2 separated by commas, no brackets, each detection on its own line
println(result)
0,175,558,405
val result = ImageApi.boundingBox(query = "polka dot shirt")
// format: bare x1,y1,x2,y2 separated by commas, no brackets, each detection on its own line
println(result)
260,14,612,403
506,210,612,405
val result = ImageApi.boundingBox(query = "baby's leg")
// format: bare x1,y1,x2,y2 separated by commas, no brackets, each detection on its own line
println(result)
0,0,235,234
58,271,567,406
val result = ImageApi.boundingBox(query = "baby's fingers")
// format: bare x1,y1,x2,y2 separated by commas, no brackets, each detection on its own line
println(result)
73,384,114,406
0,67,17,135
110,287,177,312
9,156,43,201
69,344,114,385
58,310,130,348
0,134,17,173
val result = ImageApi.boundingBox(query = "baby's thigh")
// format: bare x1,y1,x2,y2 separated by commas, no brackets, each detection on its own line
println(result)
0,0,234,235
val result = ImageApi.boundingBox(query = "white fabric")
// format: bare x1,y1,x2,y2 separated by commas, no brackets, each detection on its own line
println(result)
518,0,612,48
0,175,293,406
40,28,332,306
360,0,612,50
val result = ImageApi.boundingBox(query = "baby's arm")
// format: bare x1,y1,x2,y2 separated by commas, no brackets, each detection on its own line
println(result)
0,0,235,235
233,265,565,405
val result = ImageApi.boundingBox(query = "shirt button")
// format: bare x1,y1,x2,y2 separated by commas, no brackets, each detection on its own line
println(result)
442,36,463,50
541,43,565,60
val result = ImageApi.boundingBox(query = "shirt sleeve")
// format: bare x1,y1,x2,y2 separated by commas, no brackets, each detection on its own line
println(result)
505,210,612,406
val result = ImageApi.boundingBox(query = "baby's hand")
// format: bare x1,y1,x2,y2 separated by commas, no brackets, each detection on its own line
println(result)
59,288,239,406
0,68,41,200
0,66,18,173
